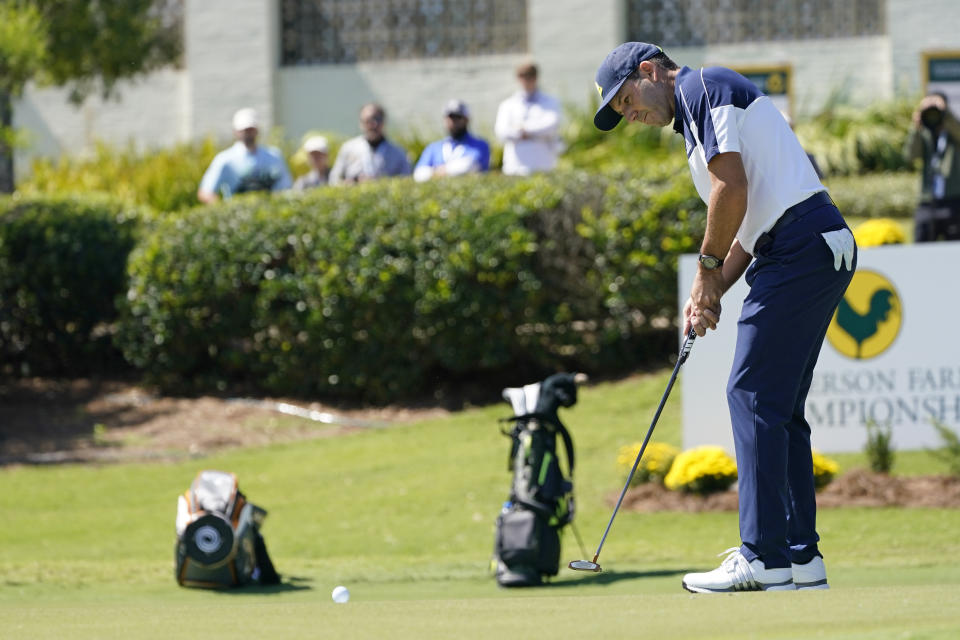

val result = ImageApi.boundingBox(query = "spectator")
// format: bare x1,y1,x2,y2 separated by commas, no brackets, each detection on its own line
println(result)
197,108,292,203
329,103,411,184
905,91,960,242
413,99,491,182
293,135,331,191
495,62,562,176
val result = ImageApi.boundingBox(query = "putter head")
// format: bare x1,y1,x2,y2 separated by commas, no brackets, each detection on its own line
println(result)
568,560,602,572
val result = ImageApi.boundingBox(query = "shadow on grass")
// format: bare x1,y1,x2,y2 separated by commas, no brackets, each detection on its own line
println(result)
213,575,314,595
547,568,694,588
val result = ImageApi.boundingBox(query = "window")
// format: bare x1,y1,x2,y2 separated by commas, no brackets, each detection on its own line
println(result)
281,0,528,65
626,0,885,47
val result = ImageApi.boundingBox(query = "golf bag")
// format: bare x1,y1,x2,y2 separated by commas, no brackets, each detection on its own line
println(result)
174,470,279,588
493,373,579,587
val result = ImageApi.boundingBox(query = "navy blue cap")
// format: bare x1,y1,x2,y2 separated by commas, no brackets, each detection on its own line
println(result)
593,42,663,131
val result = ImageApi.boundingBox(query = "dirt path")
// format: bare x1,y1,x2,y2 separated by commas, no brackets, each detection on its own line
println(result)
0,378,448,464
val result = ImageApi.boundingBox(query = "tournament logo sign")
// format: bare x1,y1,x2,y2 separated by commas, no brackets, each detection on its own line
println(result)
826,269,901,360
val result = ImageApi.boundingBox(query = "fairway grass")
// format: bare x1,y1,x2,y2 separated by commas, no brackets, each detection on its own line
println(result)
3,372,960,638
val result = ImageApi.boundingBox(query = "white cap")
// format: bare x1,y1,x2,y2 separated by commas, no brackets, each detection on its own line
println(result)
443,99,470,118
303,135,329,153
232,108,259,131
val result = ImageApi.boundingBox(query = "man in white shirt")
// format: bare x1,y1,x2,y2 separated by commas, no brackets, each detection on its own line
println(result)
495,63,562,176
197,108,292,203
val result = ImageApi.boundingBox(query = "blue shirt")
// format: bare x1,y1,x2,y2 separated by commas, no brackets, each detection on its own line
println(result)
199,142,293,198
672,66,825,254
413,132,490,181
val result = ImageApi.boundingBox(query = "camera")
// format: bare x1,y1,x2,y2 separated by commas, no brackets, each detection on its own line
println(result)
921,105,945,131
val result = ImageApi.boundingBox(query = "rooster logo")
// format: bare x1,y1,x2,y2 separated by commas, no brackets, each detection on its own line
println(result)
826,270,901,360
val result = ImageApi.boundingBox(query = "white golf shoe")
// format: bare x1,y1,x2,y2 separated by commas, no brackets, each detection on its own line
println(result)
682,548,796,593
792,555,829,590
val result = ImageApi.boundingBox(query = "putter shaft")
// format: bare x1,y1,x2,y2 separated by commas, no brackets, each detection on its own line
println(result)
588,329,697,564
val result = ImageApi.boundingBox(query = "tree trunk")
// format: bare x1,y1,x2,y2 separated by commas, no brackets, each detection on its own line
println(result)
0,90,14,194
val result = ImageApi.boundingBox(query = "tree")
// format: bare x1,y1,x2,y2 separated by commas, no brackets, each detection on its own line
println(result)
0,0,183,193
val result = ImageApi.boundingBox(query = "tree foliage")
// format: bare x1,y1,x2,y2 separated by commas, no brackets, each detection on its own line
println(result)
1,0,182,101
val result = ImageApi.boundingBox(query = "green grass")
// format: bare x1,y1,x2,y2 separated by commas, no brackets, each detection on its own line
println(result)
2,372,960,639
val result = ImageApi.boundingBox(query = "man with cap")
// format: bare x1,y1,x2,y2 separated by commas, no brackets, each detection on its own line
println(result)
495,62,562,176
293,135,331,191
198,107,293,203
329,103,411,184
592,43,856,593
413,99,490,182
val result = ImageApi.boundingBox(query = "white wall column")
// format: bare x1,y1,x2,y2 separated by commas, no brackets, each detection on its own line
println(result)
184,0,279,139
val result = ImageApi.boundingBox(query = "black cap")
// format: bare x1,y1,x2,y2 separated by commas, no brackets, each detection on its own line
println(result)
593,42,663,131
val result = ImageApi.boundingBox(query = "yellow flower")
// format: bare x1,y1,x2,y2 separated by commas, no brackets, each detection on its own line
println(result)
853,218,906,248
617,441,679,486
811,450,839,489
664,445,737,494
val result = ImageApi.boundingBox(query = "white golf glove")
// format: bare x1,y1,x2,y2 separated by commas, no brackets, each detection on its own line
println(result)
821,229,855,271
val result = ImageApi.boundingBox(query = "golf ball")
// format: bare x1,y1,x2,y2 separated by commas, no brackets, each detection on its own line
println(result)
331,585,350,603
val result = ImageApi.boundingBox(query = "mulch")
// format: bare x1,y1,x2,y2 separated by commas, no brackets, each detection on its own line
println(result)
616,469,960,512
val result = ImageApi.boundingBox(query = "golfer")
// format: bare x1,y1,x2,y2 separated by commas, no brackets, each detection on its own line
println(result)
593,43,856,592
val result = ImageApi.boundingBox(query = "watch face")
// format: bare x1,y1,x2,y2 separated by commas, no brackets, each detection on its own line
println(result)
699,254,722,270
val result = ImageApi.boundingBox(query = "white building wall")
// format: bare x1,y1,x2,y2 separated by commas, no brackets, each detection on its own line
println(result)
9,0,960,171
672,36,894,117
277,0,624,143
887,0,960,95
184,0,279,138
12,69,186,174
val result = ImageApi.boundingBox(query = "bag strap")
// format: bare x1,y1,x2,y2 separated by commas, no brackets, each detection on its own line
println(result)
499,412,575,477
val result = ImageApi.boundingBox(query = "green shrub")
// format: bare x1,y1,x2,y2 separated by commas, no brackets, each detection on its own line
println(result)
0,195,143,375
864,420,895,473
19,139,221,214
794,97,915,176
116,168,705,401
929,420,960,477
825,172,918,219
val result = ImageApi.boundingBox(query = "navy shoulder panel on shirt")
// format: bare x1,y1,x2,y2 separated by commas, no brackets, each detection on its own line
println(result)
700,67,762,110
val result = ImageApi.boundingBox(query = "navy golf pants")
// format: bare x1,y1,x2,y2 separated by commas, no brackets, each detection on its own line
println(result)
728,199,856,569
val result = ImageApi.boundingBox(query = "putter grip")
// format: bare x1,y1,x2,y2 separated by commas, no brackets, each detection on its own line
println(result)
678,329,696,365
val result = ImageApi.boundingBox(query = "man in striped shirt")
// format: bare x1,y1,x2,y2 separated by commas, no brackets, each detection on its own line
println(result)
593,42,856,593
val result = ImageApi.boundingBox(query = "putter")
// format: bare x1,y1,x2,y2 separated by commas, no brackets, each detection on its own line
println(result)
569,328,697,573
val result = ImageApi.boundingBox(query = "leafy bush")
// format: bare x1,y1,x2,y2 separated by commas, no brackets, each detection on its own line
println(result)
794,97,915,176
864,420,895,473
115,168,705,401
664,445,738,495
617,441,679,486
19,139,221,214
853,218,908,248
811,450,839,490
825,172,918,220
0,195,143,375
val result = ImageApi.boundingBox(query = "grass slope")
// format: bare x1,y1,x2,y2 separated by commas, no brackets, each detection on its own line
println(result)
2,372,959,639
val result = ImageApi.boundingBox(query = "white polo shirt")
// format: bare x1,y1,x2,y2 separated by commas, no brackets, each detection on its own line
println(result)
672,66,825,255
495,90,562,176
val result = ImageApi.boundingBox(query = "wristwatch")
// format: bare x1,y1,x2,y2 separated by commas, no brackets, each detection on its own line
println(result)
698,253,724,270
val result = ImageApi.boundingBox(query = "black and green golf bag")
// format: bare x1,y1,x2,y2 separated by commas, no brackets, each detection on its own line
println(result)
174,470,280,588
493,373,579,587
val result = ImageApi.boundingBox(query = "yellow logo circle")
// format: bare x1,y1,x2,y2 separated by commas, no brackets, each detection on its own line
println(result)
826,269,901,359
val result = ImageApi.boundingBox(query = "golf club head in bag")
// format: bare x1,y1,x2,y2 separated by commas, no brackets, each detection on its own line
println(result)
569,330,697,573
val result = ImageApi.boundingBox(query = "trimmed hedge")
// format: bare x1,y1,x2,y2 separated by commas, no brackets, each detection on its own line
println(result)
825,171,918,219
116,165,704,401
0,195,143,375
